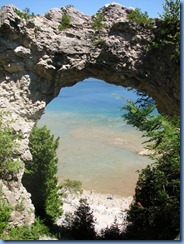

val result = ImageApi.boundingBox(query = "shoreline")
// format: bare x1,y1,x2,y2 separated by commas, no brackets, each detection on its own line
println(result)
56,124,152,196
57,189,133,233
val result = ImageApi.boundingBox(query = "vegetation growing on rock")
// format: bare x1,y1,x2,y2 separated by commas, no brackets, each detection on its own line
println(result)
128,0,180,61
58,13,71,30
0,113,23,180
0,217,51,240
0,117,52,240
91,12,106,31
127,8,153,26
153,0,180,61
0,189,12,235
14,8,35,20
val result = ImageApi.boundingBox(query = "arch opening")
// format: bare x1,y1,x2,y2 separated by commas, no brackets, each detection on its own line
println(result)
38,78,153,196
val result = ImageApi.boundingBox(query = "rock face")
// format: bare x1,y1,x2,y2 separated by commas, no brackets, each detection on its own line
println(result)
0,4,180,226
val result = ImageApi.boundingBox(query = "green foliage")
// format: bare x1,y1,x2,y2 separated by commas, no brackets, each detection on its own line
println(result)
121,98,157,133
100,222,122,240
15,200,25,212
71,199,96,240
0,113,23,180
23,125,63,224
60,179,83,197
0,199,12,234
1,218,51,240
153,0,180,61
15,8,35,20
160,0,180,22
127,8,153,26
125,160,180,239
58,13,71,30
127,1,180,61
91,12,106,31
0,187,12,235
121,94,180,239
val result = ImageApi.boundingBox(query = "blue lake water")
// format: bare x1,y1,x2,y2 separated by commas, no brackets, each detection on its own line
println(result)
38,78,152,196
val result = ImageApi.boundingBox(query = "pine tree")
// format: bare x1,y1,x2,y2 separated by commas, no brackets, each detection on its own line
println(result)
23,125,63,224
120,97,180,239
71,199,96,240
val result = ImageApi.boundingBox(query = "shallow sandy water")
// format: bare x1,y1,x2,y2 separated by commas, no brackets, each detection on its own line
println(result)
55,121,151,196
38,79,153,197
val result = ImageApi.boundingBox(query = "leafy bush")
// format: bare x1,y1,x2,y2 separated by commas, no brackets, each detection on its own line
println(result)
1,218,51,240
60,179,83,197
0,113,23,180
15,8,35,20
0,187,12,237
153,0,180,61
58,13,71,30
160,0,180,23
91,12,106,31
0,200,12,235
127,8,153,26
23,125,63,224
128,1,180,62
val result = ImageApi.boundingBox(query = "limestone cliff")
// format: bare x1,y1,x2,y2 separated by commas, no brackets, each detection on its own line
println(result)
0,4,180,226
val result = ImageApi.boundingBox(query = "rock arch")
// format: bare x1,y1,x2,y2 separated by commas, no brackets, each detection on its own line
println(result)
0,4,180,225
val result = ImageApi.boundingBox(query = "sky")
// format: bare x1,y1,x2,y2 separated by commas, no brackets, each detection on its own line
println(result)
0,0,167,18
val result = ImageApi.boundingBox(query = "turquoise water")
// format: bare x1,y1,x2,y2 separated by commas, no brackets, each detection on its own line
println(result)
38,78,152,196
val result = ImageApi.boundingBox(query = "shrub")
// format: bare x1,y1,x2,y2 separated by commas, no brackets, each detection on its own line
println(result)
15,8,35,20
127,8,153,26
0,113,23,180
58,13,71,30
1,218,51,240
153,0,180,61
0,200,12,235
160,0,180,23
60,179,83,198
91,12,106,31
